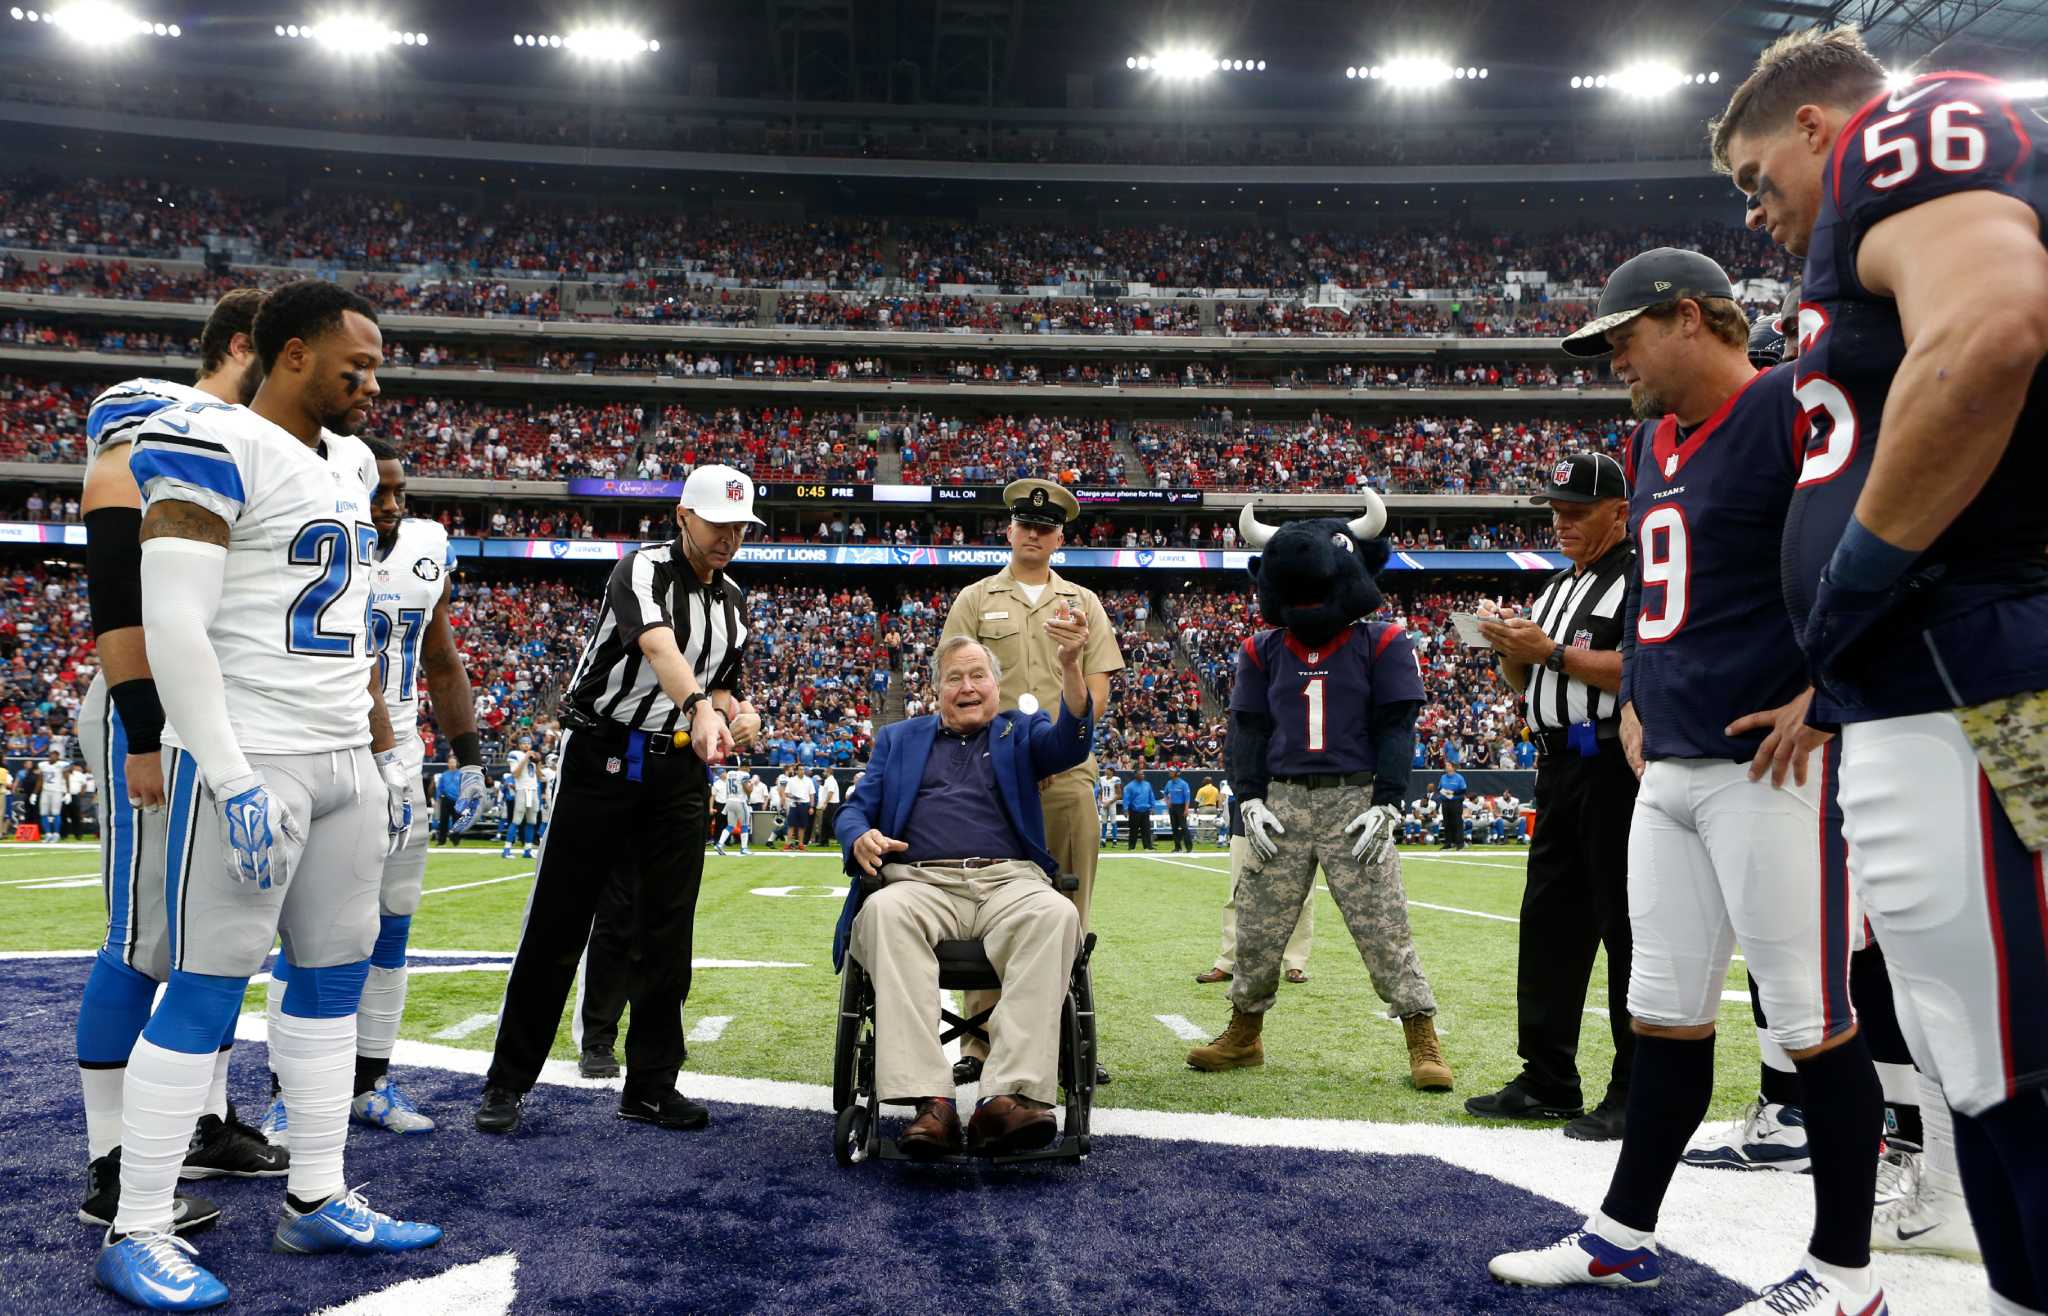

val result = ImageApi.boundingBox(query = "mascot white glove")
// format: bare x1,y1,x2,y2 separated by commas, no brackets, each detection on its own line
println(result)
1241,797,1286,864
1344,803,1403,865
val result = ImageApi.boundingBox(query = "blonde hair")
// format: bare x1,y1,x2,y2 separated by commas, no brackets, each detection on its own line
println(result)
1710,25,1886,173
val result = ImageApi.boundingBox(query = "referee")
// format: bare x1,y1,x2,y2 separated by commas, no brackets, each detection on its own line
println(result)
1463,452,1639,1142
476,464,758,1135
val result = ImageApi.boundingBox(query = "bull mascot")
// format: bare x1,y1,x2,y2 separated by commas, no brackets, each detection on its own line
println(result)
1185,492,1453,1091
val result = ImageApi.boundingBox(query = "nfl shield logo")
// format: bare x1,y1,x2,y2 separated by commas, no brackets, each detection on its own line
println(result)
605,756,622,774
1552,460,1574,486
1307,650,1320,663
1664,455,1678,477
725,479,746,501
1572,628,1593,650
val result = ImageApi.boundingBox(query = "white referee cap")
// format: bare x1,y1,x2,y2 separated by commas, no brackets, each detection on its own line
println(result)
679,464,766,526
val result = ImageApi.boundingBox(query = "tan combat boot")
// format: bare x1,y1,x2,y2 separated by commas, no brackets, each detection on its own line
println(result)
1403,1014,1453,1091
1186,1008,1265,1072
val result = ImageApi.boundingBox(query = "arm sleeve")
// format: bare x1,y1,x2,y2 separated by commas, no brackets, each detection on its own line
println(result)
603,550,672,647
140,538,250,791
1369,700,1420,806
84,505,145,635
1837,77,2033,246
1226,710,1274,802
1621,561,1642,706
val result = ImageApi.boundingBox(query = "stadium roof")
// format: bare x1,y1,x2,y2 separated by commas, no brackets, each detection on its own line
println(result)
1719,0,2048,61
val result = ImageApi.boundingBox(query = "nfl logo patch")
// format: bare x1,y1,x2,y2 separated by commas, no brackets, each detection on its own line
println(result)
605,756,623,775
725,479,745,501
1552,460,1574,486
1572,628,1593,650
1307,650,1320,663
1664,455,1678,477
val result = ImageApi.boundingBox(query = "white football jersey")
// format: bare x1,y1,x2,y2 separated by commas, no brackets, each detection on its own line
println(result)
369,517,451,754
85,377,209,474
507,750,542,804
129,401,381,754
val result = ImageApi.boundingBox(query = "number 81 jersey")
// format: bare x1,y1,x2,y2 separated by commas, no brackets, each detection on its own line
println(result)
129,401,382,754
370,517,452,756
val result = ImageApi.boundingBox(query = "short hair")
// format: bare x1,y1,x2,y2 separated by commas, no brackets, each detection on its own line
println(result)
198,288,266,375
1637,289,1753,352
362,436,400,463
1710,25,1886,173
932,635,1002,686
252,279,379,371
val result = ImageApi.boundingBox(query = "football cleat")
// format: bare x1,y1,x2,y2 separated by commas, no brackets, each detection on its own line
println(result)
1682,1098,1810,1173
1489,1228,1662,1289
255,1096,289,1149
1871,1149,1980,1260
181,1109,289,1179
351,1076,436,1135
95,1228,229,1311
80,1149,221,1237
271,1186,442,1255
1724,1268,1886,1316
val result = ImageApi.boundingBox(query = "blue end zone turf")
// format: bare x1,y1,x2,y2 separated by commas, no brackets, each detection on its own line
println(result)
0,957,1752,1314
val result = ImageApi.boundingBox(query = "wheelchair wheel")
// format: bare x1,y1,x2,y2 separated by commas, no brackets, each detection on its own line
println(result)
833,1103,872,1167
832,963,870,1112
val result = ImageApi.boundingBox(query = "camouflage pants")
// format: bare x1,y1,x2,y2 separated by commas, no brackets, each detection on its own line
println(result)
1228,780,1436,1019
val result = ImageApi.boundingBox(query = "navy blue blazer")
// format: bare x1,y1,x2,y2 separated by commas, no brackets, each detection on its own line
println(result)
831,700,1093,971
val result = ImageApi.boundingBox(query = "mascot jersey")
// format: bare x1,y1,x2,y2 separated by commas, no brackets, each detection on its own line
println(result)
1231,622,1423,777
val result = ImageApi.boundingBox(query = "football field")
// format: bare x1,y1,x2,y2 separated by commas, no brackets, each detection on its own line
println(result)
0,839,1988,1314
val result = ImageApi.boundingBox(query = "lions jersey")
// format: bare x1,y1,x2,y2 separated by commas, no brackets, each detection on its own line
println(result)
1623,365,1808,761
370,517,452,756
128,401,382,754
1791,70,2048,721
507,751,542,806
85,377,209,473
1230,622,1424,777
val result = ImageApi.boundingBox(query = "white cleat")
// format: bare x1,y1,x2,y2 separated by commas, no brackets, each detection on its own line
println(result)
255,1096,289,1149
1724,1268,1885,1316
1682,1098,1810,1173
1489,1226,1662,1289
1871,1145,1980,1260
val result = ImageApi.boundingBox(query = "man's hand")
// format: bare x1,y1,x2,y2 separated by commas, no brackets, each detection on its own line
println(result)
374,749,414,856
691,699,735,766
1241,797,1285,864
1477,616,1555,666
1620,702,1645,780
852,827,908,877
1728,687,1831,789
728,709,763,749
125,752,166,809
215,770,305,891
1045,606,1089,670
1343,803,1402,865
448,765,487,834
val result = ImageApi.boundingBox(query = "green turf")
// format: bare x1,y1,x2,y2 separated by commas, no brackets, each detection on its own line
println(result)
0,839,1760,1125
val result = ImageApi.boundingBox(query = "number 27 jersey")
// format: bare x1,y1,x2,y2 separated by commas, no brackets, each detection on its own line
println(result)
129,402,382,754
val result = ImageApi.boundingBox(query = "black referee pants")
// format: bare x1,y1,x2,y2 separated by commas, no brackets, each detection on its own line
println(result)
1440,799,1465,848
1516,741,1638,1108
487,725,708,1100
576,865,637,1057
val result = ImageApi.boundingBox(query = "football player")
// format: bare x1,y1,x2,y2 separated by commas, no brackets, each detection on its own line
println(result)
260,439,486,1143
1717,25,2048,1313
73,289,287,1241
502,734,542,859
98,281,439,1310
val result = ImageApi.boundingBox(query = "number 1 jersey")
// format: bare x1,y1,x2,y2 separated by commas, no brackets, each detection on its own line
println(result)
129,402,382,755
1230,621,1424,777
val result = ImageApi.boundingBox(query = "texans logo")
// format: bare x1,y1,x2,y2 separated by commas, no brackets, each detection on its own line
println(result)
890,546,912,565
1136,549,1154,567
1552,460,1574,486
549,540,571,559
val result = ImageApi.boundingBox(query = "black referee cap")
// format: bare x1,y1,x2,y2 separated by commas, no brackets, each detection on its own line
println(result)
1531,452,1628,505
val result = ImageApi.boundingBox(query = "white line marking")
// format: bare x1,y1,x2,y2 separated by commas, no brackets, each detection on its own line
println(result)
687,1015,732,1043
421,871,535,896
18,877,100,889
312,1253,518,1316
431,1013,499,1040
0,871,98,885
1155,1013,1210,1041
1136,854,1234,875
1408,900,1519,925
1407,855,1529,872
0,843,99,854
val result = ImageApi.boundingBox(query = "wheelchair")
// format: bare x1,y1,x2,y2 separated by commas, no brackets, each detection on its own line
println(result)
831,889,1098,1168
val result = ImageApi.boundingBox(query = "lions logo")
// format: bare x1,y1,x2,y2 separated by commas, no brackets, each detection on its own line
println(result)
411,556,443,583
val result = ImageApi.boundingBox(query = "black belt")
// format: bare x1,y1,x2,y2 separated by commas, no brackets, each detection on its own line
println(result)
1273,771,1374,790
565,717,689,756
913,857,1012,870
1534,722,1621,760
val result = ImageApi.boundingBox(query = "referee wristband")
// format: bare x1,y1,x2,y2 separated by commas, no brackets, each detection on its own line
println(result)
108,679,166,756
451,731,483,769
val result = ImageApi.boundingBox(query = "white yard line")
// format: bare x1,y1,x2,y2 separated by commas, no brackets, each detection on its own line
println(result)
687,1015,733,1043
1155,1013,1210,1041
421,871,535,896
1133,854,1233,875
1408,899,1520,925
0,871,98,885
430,1012,499,1040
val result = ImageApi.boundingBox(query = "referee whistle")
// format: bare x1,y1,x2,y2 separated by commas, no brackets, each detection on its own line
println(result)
673,730,691,750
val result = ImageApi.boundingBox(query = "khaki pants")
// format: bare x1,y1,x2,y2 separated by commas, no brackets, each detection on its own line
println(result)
962,767,1098,1061
850,860,1079,1105
1216,834,1314,975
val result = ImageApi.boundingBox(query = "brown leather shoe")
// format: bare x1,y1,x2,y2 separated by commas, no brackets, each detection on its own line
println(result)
1284,969,1309,984
966,1095,1058,1155
1195,968,1232,984
898,1098,963,1160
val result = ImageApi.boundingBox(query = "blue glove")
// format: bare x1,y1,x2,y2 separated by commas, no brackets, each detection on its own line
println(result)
215,771,305,891
449,765,487,835
374,749,414,856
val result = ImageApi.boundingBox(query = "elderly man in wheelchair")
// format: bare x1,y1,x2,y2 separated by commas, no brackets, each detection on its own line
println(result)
831,628,1095,1161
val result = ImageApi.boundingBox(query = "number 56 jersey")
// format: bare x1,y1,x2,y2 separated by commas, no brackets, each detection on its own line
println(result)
128,400,382,754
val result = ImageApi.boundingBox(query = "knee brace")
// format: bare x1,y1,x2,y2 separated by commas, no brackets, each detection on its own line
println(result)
371,915,412,971
140,969,251,1055
280,958,371,1020
76,949,158,1066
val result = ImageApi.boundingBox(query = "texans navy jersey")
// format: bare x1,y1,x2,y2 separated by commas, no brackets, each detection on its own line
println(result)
1790,70,2048,721
1623,365,1807,762
1230,622,1424,776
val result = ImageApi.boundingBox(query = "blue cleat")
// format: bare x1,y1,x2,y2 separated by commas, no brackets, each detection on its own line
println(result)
351,1076,436,1134
1490,1226,1663,1288
271,1186,442,1255
95,1228,229,1311
255,1095,289,1149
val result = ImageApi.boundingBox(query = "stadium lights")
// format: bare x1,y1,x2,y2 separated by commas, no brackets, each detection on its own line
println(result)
1125,49,1257,77
276,17,428,49
13,3,180,39
1344,59,1482,87
1571,64,1717,93
2004,78,2048,98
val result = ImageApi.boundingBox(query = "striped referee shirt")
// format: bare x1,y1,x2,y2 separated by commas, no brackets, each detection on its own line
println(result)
1522,541,1633,733
563,541,750,735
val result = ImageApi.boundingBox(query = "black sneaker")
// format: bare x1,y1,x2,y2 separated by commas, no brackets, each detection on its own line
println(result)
1095,1063,1112,1086
1564,1098,1628,1142
951,1055,984,1086
79,1148,222,1236
1462,1080,1584,1121
475,1086,523,1134
617,1090,709,1130
181,1109,289,1179
578,1048,621,1079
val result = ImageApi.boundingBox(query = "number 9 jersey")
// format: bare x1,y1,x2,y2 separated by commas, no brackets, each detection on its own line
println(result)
128,401,382,753
370,517,452,760
1789,69,2048,721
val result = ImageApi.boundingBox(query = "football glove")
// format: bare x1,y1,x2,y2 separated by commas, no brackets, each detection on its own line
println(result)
1344,803,1403,865
1803,563,1941,705
1241,797,1286,864
448,765,487,835
374,749,414,856
215,771,305,891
